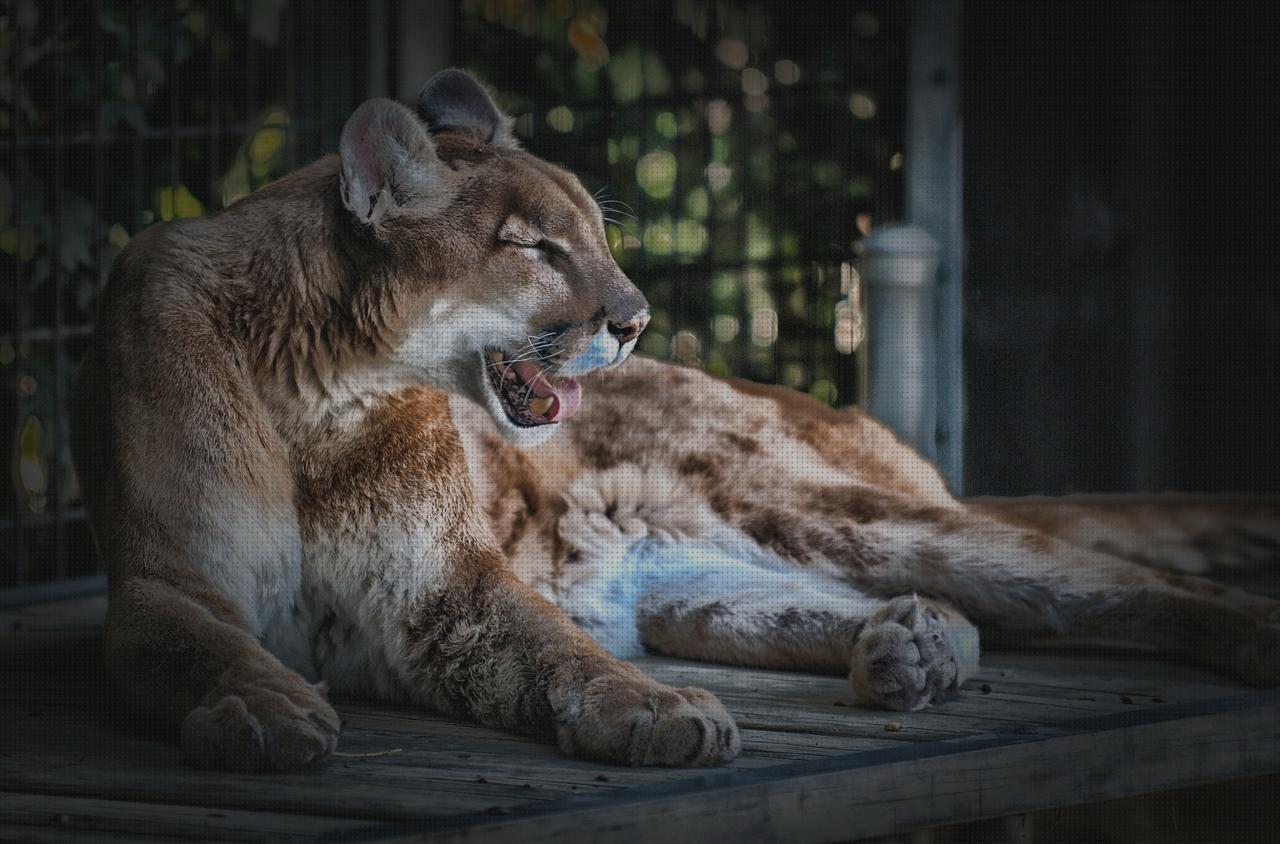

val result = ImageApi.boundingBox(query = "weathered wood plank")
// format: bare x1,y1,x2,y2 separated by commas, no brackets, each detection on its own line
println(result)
3,593,1277,841
0,699,780,822
972,649,1238,695
0,793,366,841
374,691,1280,843
0,594,108,631
0,703,557,820
0,823,127,842
638,649,1237,701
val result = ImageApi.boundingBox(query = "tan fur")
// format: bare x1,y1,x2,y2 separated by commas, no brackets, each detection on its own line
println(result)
71,76,736,771
72,71,1280,771
458,356,1279,691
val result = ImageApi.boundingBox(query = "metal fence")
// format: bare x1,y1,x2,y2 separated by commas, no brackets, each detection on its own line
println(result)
455,0,904,404
1,0,378,596
2,0,905,599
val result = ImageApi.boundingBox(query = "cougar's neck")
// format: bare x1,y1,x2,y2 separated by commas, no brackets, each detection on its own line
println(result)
224,157,409,435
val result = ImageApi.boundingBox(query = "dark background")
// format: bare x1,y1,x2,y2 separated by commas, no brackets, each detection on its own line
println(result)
5,0,1280,592
3,0,908,587
963,0,1280,496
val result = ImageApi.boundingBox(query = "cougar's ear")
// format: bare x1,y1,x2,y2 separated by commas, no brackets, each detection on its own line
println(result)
339,98,447,225
416,69,518,148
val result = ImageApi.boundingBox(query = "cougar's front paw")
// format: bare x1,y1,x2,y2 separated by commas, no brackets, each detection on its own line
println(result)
180,666,340,772
850,595,962,712
552,672,740,766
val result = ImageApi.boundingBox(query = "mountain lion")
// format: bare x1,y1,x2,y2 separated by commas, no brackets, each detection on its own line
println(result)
70,70,1280,771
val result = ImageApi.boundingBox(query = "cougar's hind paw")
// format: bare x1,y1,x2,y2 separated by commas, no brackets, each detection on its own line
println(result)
849,595,962,712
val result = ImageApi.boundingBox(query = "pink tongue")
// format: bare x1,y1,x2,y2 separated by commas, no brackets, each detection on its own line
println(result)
511,361,582,422
553,378,582,421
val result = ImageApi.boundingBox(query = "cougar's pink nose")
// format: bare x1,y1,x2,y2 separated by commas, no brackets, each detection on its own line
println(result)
607,311,650,346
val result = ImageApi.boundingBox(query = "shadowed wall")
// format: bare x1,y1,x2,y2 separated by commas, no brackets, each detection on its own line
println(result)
963,1,1280,495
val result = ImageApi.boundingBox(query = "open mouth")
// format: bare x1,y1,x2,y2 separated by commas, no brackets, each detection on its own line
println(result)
483,348,583,427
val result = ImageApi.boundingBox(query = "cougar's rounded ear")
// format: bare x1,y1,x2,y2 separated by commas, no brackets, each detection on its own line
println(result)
416,69,518,148
339,98,449,226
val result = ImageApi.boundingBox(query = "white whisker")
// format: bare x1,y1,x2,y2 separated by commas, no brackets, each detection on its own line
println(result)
598,199,638,218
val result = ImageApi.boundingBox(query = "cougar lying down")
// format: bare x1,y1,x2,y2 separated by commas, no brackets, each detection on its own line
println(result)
71,70,1280,771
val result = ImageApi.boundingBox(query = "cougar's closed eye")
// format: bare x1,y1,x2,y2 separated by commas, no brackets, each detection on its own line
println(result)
506,237,565,259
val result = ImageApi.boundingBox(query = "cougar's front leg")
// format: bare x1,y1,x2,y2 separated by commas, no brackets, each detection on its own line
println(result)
310,391,736,766
393,554,740,766
104,574,339,772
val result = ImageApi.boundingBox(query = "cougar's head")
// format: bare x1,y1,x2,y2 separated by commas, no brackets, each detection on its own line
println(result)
337,69,648,445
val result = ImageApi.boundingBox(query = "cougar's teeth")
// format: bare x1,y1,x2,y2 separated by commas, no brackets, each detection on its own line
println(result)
529,396,554,417
489,350,505,365
503,369,517,382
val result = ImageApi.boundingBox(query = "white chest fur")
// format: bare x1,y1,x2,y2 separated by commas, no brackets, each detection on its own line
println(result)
259,509,456,698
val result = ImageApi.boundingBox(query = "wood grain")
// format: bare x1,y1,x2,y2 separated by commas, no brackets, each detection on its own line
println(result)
2,593,1278,842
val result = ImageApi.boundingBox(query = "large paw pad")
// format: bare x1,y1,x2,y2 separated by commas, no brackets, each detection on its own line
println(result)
849,595,962,712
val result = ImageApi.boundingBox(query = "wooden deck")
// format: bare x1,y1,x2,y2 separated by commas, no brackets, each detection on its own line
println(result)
3,592,1280,842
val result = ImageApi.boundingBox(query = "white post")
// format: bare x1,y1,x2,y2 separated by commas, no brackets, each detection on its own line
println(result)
907,0,964,489
861,224,941,460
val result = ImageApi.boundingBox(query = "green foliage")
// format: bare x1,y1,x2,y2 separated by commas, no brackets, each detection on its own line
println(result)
455,0,903,401
2,0,905,584
2,0,314,582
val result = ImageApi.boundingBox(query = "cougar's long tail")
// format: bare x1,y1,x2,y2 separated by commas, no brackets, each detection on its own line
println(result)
967,494,1280,575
